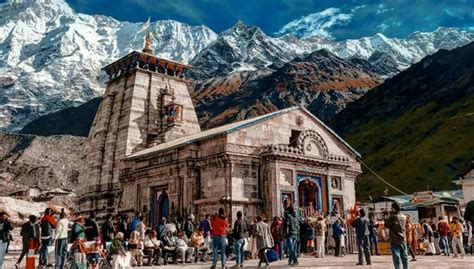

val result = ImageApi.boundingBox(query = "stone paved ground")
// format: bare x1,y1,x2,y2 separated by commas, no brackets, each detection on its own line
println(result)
3,253,474,269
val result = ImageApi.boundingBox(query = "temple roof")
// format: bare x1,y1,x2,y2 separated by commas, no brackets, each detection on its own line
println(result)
102,50,192,76
127,106,361,160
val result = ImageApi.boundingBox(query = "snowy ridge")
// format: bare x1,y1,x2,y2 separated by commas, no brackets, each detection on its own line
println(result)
191,21,474,79
0,0,217,131
1,0,473,131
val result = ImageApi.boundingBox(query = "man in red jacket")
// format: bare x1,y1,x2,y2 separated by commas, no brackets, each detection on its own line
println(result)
39,208,57,267
437,216,450,255
210,208,228,269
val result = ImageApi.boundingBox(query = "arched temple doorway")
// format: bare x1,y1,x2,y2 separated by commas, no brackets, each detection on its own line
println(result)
298,177,323,218
151,189,169,229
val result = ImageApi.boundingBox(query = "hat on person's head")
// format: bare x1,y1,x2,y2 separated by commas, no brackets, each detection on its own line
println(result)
188,214,195,220
76,216,85,222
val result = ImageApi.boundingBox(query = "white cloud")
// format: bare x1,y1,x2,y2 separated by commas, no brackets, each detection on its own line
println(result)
377,23,389,33
275,7,352,39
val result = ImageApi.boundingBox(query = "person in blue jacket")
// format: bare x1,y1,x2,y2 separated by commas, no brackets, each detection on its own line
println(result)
332,219,344,257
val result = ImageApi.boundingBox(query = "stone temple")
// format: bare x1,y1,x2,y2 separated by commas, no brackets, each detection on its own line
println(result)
79,37,362,226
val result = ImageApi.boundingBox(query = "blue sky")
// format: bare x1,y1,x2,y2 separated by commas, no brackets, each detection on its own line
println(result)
48,1,474,39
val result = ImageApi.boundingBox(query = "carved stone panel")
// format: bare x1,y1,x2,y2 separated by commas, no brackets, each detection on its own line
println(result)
330,176,342,191
279,168,294,187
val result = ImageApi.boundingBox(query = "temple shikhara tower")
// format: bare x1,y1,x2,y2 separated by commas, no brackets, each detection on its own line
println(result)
79,34,362,226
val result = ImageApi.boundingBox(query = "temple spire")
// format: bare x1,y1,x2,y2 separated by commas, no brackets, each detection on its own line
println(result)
142,31,154,55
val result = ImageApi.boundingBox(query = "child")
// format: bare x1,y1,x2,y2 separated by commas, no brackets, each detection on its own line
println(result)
88,237,104,269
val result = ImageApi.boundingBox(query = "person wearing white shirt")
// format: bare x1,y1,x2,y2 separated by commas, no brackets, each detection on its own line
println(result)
143,231,162,265
54,212,69,269
176,231,194,263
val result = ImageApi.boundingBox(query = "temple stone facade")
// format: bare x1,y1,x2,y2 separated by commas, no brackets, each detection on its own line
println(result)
79,46,362,226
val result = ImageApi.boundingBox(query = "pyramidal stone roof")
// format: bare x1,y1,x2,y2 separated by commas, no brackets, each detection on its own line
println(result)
127,106,360,159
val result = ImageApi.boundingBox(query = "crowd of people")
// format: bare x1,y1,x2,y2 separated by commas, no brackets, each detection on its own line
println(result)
0,202,473,269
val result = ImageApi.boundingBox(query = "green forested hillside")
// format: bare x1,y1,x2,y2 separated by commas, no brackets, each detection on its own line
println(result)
331,42,474,200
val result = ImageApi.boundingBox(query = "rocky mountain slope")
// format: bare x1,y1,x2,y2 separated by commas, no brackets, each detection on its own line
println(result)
330,42,474,199
0,133,85,196
194,49,382,129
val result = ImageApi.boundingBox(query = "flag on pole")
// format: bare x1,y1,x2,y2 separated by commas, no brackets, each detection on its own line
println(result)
139,17,151,33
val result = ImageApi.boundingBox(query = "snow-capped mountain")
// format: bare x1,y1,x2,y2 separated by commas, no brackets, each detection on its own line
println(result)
191,21,474,79
188,21,308,79
1,0,473,132
318,28,474,70
0,0,217,131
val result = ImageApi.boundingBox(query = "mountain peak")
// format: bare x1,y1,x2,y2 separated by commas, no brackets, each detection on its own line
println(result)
223,20,263,37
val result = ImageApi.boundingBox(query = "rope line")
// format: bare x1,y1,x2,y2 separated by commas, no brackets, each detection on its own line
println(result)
358,158,408,195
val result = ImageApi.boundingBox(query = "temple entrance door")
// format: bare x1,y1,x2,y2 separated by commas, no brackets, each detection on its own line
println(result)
298,178,322,218
151,189,169,229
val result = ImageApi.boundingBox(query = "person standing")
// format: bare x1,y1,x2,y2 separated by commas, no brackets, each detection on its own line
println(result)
299,219,310,254
210,208,229,269
118,214,130,240
232,211,247,268
450,216,465,258
15,215,37,269
248,218,259,259
136,216,146,241
314,216,326,258
101,214,115,247
271,217,284,259
0,212,13,269
463,219,472,255
437,216,450,256
431,221,441,255
184,214,195,239
130,212,142,232
385,202,408,269
55,212,69,269
198,215,212,249
255,215,273,268
332,219,344,257
405,215,417,262
352,209,371,266
368,215,379,255
85,212,99,242
285,206,300,267
39,208,57,267
421,219,436,255
71,216,85,243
